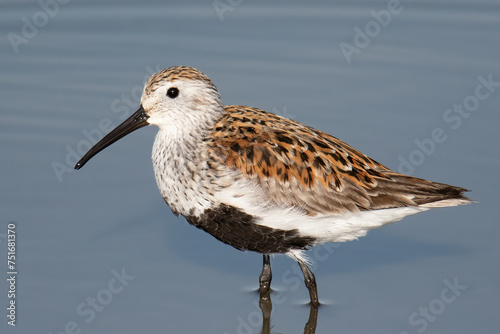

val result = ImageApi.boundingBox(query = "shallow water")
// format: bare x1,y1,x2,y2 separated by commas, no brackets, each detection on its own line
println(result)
1,0,499,333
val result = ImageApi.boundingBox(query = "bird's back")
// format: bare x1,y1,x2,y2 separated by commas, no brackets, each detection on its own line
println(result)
206,105,470,216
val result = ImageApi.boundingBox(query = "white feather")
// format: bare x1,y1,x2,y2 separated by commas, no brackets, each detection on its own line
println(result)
216,178,432,243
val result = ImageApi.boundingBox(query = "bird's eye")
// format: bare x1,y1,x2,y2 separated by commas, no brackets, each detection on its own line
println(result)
166,87,179,99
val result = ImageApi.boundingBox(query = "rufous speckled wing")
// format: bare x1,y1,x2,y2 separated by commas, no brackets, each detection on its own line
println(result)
207,105,468,215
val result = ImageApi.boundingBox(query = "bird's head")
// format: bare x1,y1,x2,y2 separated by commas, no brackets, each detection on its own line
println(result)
74,66,223,170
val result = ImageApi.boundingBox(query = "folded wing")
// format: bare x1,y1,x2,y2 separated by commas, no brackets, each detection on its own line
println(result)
208,105,470,216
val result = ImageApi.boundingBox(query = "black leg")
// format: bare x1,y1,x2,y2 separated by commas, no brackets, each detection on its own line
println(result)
296,259,319,307
259,254,272,297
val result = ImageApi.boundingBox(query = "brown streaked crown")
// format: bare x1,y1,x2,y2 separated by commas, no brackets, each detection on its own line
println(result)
144,66,217,96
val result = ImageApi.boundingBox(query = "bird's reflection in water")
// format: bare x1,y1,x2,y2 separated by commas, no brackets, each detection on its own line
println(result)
258,289,318,334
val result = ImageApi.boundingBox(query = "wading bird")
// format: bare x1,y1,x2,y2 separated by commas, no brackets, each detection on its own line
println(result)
75,66,470,306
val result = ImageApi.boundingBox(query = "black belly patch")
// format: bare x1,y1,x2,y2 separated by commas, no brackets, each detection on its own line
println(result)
184,204,316,253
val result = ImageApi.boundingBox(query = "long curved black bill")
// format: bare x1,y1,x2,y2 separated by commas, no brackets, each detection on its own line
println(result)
74,106,149,170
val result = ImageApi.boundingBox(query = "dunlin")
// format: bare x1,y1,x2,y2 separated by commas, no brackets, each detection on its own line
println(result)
75,66,470,306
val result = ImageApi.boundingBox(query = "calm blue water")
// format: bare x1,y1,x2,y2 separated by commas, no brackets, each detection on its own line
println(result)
1,0,499,333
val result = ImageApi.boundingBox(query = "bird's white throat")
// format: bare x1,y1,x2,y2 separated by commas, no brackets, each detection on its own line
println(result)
151,124,217,217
